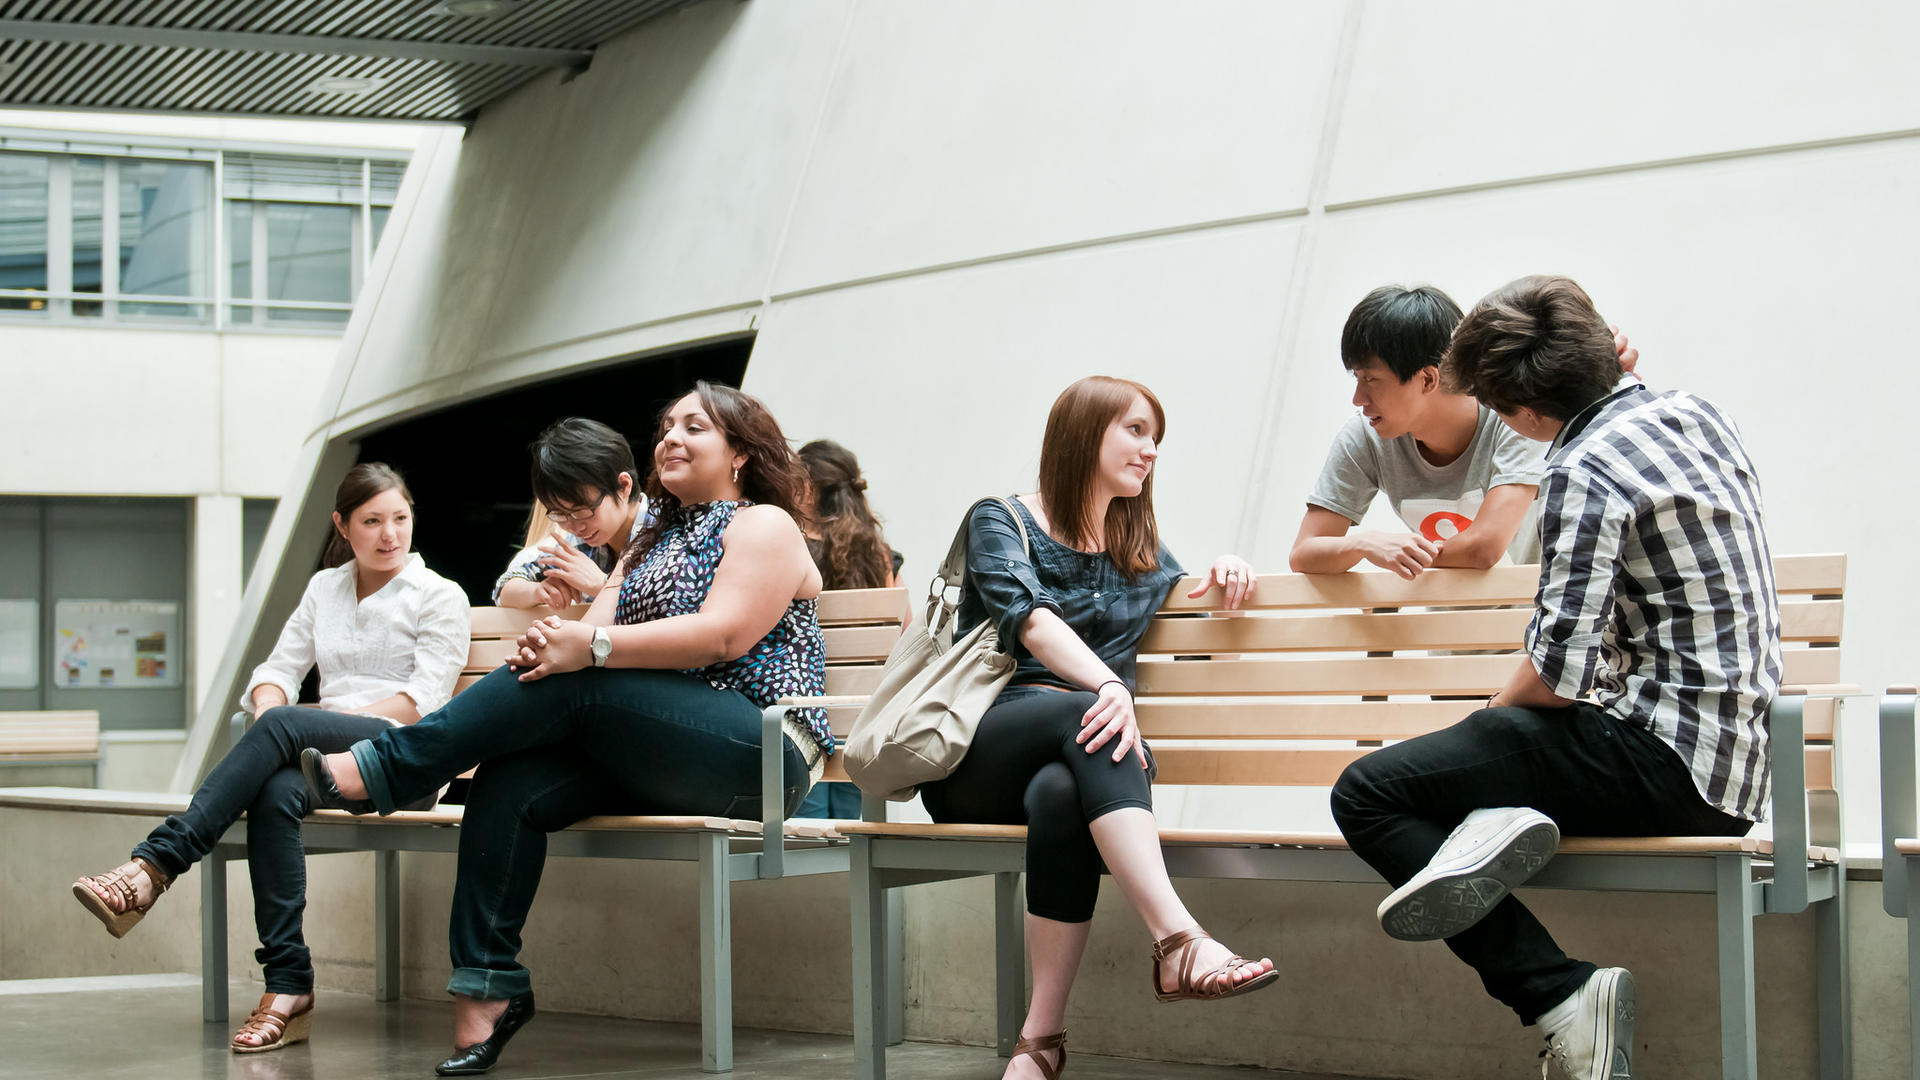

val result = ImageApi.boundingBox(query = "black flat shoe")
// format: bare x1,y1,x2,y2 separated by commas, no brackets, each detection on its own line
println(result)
299,747,376,815
436,991,535,1076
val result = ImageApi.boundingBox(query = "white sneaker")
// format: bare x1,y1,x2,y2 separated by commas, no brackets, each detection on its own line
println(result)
1539,967,1636,1079
1377,807,1560,941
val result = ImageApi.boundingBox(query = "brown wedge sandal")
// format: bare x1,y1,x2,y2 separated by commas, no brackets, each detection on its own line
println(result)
1150,926,1280,1003
71,857,173,939
1008,1031,1067,1079
232,993,315,1054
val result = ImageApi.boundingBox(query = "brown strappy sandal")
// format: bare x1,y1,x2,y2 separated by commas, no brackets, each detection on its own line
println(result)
232,993,314,1054
71,857,173,939
1008,1030,1067,1079
1150,926,1280,1003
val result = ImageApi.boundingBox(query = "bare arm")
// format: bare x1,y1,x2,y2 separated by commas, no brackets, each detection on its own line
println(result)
1432,483,1537,570
1489,654,1575,711
1289,505,1439,579
249,684,289,712
510,506,817,679
495,578,548,609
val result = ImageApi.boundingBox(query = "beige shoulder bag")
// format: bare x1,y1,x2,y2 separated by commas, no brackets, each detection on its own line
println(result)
842,496,1030,801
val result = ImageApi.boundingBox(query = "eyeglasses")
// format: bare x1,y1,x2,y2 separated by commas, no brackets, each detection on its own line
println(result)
545,493,608,524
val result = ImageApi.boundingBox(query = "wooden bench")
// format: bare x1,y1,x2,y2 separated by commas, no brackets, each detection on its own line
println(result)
839,556,1851,1080
0,588,907,1075
0,710,101,786
1879,685,1919,1079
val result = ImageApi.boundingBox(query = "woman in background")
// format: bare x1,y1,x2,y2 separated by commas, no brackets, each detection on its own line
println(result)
71,463,468,1054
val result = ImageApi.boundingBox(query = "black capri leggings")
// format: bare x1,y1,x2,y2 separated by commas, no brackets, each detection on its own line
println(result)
920,687,1156,923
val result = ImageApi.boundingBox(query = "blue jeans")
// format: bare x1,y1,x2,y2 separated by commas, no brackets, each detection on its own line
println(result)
795,780,861,819
134,706,392,993
341,665,810,999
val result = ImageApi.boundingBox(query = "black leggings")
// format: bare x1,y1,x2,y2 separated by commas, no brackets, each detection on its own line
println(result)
921,687,1155,922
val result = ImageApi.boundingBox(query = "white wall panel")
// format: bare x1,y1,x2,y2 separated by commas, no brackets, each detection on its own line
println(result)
768,0,1344,295
1327,0,1920,205
749,221,1303,579
0,328,220,495
219,335,342,496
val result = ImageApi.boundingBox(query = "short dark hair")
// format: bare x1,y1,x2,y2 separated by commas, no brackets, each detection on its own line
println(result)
1441,275,1622,421
528,418,638,511
1341,284,1464,382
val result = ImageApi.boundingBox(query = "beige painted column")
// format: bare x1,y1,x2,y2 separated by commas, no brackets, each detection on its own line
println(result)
190,495,244,714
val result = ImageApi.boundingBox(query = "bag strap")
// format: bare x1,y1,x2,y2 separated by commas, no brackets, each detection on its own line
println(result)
933,495,1031,595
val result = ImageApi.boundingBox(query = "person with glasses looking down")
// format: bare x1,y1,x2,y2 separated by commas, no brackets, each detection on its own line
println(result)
494,418,650,612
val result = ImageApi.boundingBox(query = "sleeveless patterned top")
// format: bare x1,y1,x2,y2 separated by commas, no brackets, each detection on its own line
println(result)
615,499,832,754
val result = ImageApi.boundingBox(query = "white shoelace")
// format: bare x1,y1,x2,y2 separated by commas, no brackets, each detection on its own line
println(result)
1539,1036,1570,1079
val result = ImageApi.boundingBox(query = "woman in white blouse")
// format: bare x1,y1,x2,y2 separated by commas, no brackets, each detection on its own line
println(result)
70,463,469,1054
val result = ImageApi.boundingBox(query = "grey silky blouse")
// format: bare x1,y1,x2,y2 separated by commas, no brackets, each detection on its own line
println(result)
955,497,1185,693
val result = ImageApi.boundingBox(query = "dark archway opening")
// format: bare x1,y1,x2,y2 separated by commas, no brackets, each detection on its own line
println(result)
354,337,751,606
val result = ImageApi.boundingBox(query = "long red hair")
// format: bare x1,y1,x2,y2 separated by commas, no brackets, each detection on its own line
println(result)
1037,376,1165,577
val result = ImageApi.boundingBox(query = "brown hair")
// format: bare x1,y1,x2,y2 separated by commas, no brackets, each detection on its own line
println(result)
1441,275,1623,421
1037,376,1165,578
624,381,810,571
800,439,891,590
323,462,413,569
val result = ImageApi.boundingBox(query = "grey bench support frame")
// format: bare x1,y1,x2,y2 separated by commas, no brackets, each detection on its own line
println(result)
193,705,904,1074
1880,690,1917,1080
849,695,1849,1080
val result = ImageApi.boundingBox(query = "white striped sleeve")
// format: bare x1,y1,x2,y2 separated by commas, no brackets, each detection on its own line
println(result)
1526,467,1631,700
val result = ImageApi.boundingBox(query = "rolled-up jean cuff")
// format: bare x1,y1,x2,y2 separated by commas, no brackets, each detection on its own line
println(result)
447,966,531,1000
349,739,397,815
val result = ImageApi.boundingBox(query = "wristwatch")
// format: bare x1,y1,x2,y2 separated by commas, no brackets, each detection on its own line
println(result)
590,626,613,668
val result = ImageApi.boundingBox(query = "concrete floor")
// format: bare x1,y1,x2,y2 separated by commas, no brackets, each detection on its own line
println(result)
0,975,1368,1080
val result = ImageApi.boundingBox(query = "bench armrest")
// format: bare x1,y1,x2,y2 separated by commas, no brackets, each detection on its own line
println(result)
1884,690,1916,917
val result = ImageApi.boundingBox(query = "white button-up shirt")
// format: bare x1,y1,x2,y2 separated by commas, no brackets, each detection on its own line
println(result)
242,554,471,721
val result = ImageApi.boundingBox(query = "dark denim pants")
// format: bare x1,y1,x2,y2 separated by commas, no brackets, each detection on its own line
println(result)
343,665,809,999
133,705,392,993
1329,701,1752,1024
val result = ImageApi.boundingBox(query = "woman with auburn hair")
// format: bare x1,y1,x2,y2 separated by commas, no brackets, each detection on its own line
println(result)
795,438,902,819
298,381,830,1077
921,375,1277,1079
71,462,469,1054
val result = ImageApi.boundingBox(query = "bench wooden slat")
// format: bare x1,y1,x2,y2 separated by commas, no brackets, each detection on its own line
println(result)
1152,745,1365,786
468,606,592,636
1133,650,1840,697
0,710,101,758
1135,688,1836,742
820,625,902,663
817,588,909,625
1138,599,1840,654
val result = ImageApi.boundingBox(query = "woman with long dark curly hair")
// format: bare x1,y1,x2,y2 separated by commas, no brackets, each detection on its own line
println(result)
299,381,829,1076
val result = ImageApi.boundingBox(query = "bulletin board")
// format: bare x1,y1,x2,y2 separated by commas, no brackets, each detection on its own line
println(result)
52,600,182,690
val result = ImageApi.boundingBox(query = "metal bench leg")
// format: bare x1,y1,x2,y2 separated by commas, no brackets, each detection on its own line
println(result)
885,887,905,1046
994,871,1024,1058
374,849,400,1003
851,837,890,1080
1716,855,1758,1080
1814,883,1851,1080
697,832,733,1073
1908,853,1920,1080
201,848,228,1023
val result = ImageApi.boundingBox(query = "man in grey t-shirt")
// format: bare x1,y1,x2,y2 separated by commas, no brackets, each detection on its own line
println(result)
1289,284,1634,578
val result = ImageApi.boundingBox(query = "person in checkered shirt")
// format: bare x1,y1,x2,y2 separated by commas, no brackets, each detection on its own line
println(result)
1331,274,1781,1080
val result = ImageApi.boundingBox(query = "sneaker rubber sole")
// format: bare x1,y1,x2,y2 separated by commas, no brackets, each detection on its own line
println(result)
1378,815,1560,941
1590,967,1635,1078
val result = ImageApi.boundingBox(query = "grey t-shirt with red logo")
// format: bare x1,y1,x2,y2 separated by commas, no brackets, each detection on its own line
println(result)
1306,405,1546,564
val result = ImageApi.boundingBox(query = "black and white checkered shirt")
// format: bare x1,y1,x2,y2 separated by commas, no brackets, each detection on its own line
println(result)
1526,380,1782,821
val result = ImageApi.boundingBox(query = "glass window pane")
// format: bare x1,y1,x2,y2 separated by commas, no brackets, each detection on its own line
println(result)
227,201,253,325
370,205,390,253
266,202,351,326
0,152,49,312
72,157,104,318
118,160,211,320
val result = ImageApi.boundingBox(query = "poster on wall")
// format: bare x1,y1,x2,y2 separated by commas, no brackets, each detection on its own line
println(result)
52,600,182,690
0,599,36,689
